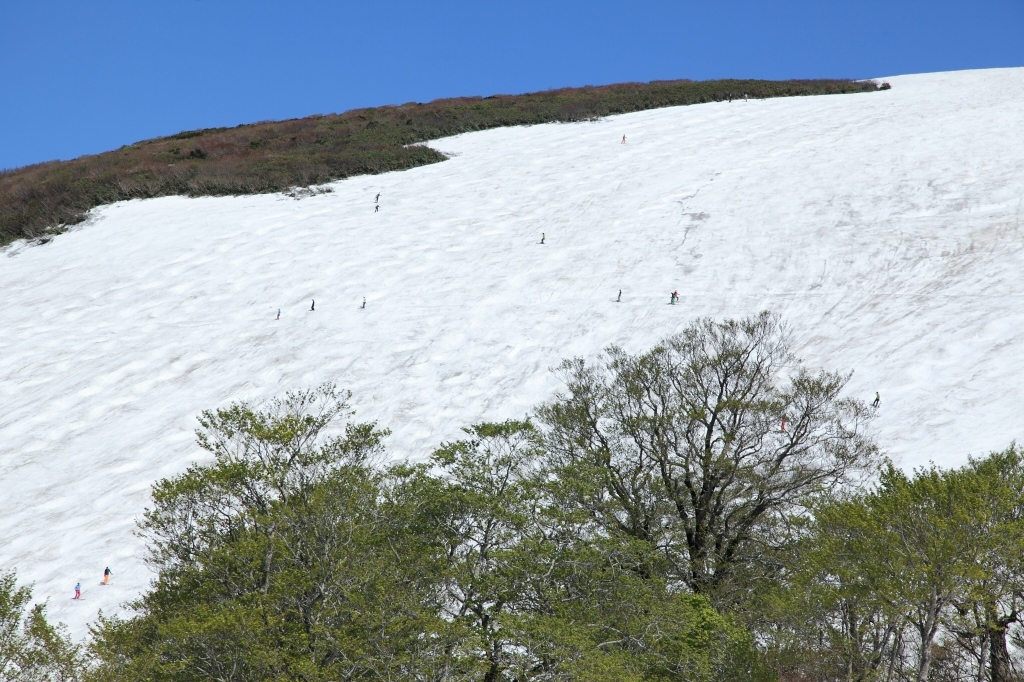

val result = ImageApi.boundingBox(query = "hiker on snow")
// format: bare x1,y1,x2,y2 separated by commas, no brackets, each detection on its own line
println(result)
74,583,81,600
103,567,112,585
872,392,880,408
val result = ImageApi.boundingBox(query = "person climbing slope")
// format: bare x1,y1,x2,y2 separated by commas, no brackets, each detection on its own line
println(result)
311,299,315,312
616,290,622,302
540,233,545,244
102,567,112,585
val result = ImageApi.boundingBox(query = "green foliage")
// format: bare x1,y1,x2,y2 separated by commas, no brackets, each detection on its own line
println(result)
760,446,1024,682
88,390,765,681
0,78,884,247
0,571,83,682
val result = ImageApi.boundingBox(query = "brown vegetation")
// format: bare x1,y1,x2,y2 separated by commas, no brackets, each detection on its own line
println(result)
0,77,883,247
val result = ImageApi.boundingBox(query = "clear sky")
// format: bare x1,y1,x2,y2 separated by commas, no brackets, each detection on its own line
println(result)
2,0,1021,171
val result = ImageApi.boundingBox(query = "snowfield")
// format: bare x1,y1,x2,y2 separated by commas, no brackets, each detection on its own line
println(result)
2,68,1024,637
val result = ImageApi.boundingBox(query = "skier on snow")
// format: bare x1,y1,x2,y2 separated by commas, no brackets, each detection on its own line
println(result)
872,392,880,408
74,583,81,600
616,289,622,302
311,299,315,311
103,567,111,585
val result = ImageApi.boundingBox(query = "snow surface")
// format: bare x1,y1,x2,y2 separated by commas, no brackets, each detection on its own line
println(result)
2,68,1024,637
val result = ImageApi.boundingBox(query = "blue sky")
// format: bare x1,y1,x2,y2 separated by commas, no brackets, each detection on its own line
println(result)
2,0,1021,170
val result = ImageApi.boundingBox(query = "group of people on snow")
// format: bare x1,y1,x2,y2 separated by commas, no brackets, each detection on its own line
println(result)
73,567,112,599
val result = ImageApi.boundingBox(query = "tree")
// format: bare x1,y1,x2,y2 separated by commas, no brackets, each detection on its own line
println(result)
952,447,1024,682
807,463,998,682
0,571,83,682
88,385,462,681
537,312,878,604
432,419,767,682
758,506,906,682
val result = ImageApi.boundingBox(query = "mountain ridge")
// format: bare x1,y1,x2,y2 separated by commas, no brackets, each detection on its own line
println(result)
0,77,882,247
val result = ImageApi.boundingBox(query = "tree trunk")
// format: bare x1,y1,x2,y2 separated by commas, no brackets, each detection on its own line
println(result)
916,589,941,682
977,631,989,682
987,615,1014,682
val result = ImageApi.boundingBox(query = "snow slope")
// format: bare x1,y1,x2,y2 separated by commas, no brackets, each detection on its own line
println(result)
2,68,1024,637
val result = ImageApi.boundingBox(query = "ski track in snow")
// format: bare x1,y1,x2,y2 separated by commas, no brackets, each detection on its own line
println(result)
2,68,1024,637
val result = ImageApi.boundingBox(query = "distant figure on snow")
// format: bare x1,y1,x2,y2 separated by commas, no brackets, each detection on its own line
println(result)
872,392,880,408
621,135,627,144
743,93,749,102
616,289,622,303
670,291,679,305
375,205,379,213
276,309,281,320
540,232,545,244
311,299,315,312
361,297,366,309
728,94,732,103
103,567,111,585
74,583,81,600
375,192,381,203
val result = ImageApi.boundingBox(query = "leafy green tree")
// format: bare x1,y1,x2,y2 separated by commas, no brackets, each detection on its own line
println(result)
89,389,767,682
774,495,908,682
537,312,878,604
0,571,83,682
89,385,460,681
799,462,1008,682
432,419,768,682
950,447,1024,682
